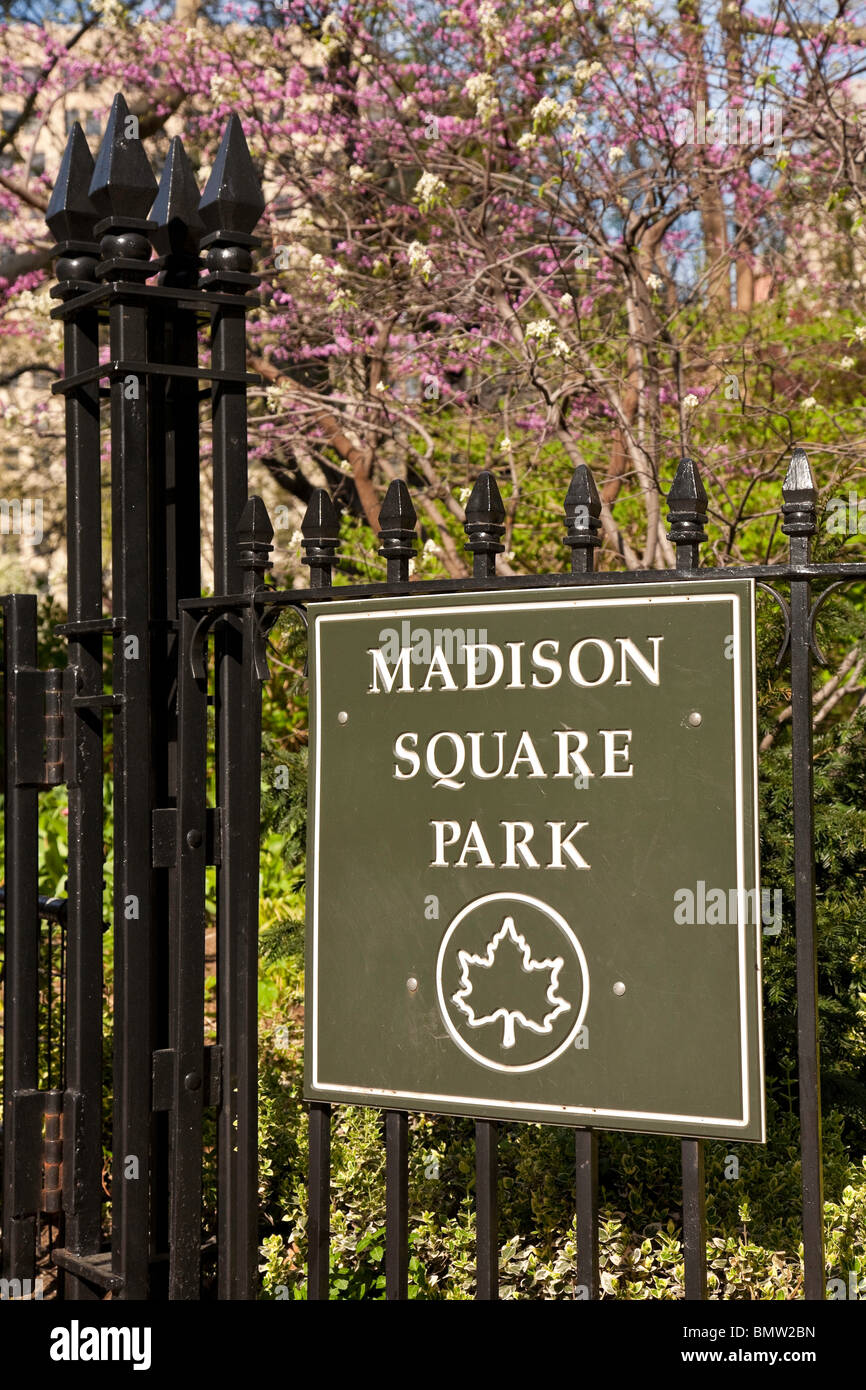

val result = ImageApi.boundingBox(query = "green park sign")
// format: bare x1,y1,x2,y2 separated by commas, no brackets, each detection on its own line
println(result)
304,580,765,1141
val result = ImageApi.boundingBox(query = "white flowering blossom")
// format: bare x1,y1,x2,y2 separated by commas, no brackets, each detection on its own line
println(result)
681,393,700,411
321,12,345,42
525,317,557,343
266,384,285,413
517,132,537,151
348,164,372,184
574,59,602,87
478,0,502,56
802,396,817,410
289,529,303,551
91,0,127,22
211,74,238,105
607,145,626,166
465,73,498,125
532,96,562,135
456,487,471,503
407,240,434,281
327,287,355,313
853,325,866,343
552,336,571,359
413,171,448,213
423,538,439,555
499,436,513,452
616,0,654,29
375,380,387,393
646,273,663,291
839,355,855,370
559,292,574,309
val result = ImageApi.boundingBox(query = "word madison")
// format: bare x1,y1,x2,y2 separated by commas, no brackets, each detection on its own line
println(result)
369,632,663,871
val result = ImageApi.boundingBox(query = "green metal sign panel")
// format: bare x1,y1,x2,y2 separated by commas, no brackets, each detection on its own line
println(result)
305,580,765,1141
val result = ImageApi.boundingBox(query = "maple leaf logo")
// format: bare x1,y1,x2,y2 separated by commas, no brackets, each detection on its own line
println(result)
451,916,571,1049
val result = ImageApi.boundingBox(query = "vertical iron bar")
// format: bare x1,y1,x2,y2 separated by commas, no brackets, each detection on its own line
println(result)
575,1128,599,1299
303,488,340,1302
376,479,418,1303
475,1120,498,1300
87,94,159,1299
168,607,208,1298
108,275,155,1300
681,1138,707,1300
782,450,824,1300
385,1110,409,1300
199,117,264,1300
1,594,40,1283
47,119,105,1300
211,370,255,1299
307,1104,331,1301
667,456,709,1302
97,211,157,1304
152,140,204,1298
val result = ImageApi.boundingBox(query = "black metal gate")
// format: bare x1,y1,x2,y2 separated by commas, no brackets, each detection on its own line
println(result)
0,94,861,1300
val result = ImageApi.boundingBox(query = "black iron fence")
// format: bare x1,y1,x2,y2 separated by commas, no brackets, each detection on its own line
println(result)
0,93,862,1300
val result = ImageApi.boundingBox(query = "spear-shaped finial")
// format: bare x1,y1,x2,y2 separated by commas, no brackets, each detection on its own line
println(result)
88,92,158,222
464,471,506,579
236,495,274,593
378,480,417,582
151,136,203,285
781,447,817,538
46,123,100,287
564,464,602,574
667,457,708,570
198,114,265,237
301,488,340,589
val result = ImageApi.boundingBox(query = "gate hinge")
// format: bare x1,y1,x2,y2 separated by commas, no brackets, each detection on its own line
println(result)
7,1088,63,1216
8,667,64,788
151,807,222,868
151,1045,223,1111
42,1089,63,1213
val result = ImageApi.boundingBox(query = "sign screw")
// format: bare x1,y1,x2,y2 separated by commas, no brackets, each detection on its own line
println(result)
186,828,202,848
688,711,702,727
406,976,418,993
612,981,626,996
337,710,349,724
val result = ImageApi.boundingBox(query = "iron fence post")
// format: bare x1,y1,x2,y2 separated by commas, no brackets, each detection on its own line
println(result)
781,449,825,1301
45,123,105,1298
668,457,709,1301
199,115,264,1299
1,595,41,1284
90,93,159,1300
302,487,341,1301
463,472,505,1300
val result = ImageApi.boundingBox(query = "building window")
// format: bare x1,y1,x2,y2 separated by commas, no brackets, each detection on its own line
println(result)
65,108,80,134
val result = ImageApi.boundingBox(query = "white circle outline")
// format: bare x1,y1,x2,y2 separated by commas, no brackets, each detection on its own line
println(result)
435,891,590,1074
